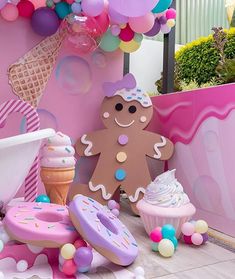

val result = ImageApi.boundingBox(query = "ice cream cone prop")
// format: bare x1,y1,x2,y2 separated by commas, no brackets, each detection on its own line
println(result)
225,0,235,27
8,30,66,108
40,132,76,205
40,167,75,205
0,99,40,202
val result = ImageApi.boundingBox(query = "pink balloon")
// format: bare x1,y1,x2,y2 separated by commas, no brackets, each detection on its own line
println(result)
1,3,19,21
191,233,203,246
166,8,176,19
119,24,134,42
108,6,128,24
82,0,105,17
30,0,46,9
95,11,110,34
109,0,159,17
111,25,121,36
161,23,171,34
181,222,195,236
129,13,155,33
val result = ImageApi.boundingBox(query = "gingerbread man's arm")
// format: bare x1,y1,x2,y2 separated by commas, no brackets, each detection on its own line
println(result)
144,131,174,160
75,130,107,157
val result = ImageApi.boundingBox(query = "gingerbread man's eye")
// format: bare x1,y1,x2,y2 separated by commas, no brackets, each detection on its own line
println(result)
115,103,123,111
128,105,137,114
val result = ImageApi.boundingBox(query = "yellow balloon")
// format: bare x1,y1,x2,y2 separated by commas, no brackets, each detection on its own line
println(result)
167,19,176,28
195,220,208,234
60,243,76,260
119,40,141,53
158,239,174,258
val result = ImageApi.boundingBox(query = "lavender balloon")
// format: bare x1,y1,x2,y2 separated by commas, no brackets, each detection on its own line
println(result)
31,7,60,36
145,18,161,36
81,0,105,17
74,247,93,267
108,7,128,24
161,23,171,34
0,0,7,9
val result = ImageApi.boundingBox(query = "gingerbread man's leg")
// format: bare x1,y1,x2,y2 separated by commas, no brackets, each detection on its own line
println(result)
69,163,119,205
123,168,152,215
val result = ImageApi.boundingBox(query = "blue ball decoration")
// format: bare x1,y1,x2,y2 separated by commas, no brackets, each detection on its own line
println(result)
36,194,51,203
152,0,173,14
55,2,72,19
115,169,126,181
162,224,176,239
169,236,178,249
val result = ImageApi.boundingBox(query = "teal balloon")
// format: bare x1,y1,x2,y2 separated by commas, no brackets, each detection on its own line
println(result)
170,236,178,249
162,224,176,239
152,0,172,14
55,2,72,19
134,33,143,43
36,195,51,203
100,30,120,52
151,242,159,252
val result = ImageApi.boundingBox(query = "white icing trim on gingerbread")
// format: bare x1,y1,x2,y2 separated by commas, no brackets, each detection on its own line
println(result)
88,181,112,200
81,134,93,156
129,187,146,203
115,118,135,128
153,136,167,159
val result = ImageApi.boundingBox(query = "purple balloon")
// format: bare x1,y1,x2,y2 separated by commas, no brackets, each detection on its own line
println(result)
0,0,7,9
159,16,167,25
109,0,159,17
202,233,209,243
145,18,161,36
74,247,93,267
81,0,105,17
108,7,128,24
31,8,60,37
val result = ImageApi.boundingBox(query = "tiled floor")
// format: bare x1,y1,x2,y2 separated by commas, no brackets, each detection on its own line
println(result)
14,199,235,279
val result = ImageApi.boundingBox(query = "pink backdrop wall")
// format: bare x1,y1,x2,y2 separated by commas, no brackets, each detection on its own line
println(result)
151,84,235,237
0,18,123,195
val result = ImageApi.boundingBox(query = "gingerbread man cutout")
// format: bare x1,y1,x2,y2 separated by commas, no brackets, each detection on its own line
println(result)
69,74,174,214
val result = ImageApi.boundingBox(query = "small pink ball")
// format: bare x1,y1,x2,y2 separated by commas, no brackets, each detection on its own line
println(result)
181,222,195,236
1,3,19,21
74,239,87,249
191,233,203,246
66,0,74,4
107,200,117,210
166,8,177,20
111,208,120,217
150,227,162,243
183,235,193,245
62,259,77,276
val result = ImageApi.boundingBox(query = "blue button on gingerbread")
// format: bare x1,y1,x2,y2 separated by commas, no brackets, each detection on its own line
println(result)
69,74,174,214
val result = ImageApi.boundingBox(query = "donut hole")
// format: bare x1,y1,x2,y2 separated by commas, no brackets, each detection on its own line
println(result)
36,212,63,223
97,212,118,235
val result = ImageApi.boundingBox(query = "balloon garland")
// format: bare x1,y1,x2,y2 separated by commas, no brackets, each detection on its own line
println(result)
0,0,176,54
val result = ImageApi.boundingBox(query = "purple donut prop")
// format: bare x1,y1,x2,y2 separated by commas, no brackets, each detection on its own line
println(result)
69,195,138,266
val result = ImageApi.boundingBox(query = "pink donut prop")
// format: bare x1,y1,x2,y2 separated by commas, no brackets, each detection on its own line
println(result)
4,202,79,248
69,195,138,266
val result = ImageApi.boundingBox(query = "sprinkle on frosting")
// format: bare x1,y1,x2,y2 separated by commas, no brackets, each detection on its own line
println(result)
144,169,190,208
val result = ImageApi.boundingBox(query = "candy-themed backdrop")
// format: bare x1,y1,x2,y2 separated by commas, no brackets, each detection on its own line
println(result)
0,17,123,196
151,84,235,237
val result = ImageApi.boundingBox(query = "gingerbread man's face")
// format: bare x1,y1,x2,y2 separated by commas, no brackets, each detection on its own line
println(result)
100,95,153,130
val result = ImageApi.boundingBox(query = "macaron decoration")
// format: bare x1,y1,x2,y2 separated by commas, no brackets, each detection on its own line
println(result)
107,199,120,217
150,224,177,258
181,220,209,246
59,238,93,276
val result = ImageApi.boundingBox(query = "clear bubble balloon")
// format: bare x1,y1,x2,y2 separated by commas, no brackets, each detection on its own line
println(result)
56,56,92,95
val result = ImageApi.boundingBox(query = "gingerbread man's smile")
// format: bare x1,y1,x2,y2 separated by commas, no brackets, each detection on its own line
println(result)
114,118,135,128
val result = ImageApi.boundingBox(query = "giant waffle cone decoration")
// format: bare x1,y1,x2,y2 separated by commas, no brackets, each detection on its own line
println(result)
8,31,66,108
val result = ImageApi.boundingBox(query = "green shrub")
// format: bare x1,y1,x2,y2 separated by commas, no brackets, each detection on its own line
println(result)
175,28,235,85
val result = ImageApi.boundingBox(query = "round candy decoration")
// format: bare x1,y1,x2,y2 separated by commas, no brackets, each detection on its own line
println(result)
108,0,160,17
35,195,50,203
118,134,128,145
69,195,138,266
115,169,126,181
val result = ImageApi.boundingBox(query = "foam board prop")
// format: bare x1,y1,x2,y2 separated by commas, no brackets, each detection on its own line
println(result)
151,84,235,237
69,74,174,214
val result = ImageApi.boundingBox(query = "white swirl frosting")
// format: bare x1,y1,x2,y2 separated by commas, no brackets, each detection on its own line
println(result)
144,169,190,207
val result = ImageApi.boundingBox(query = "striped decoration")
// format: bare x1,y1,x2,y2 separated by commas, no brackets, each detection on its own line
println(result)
0,100,40,202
